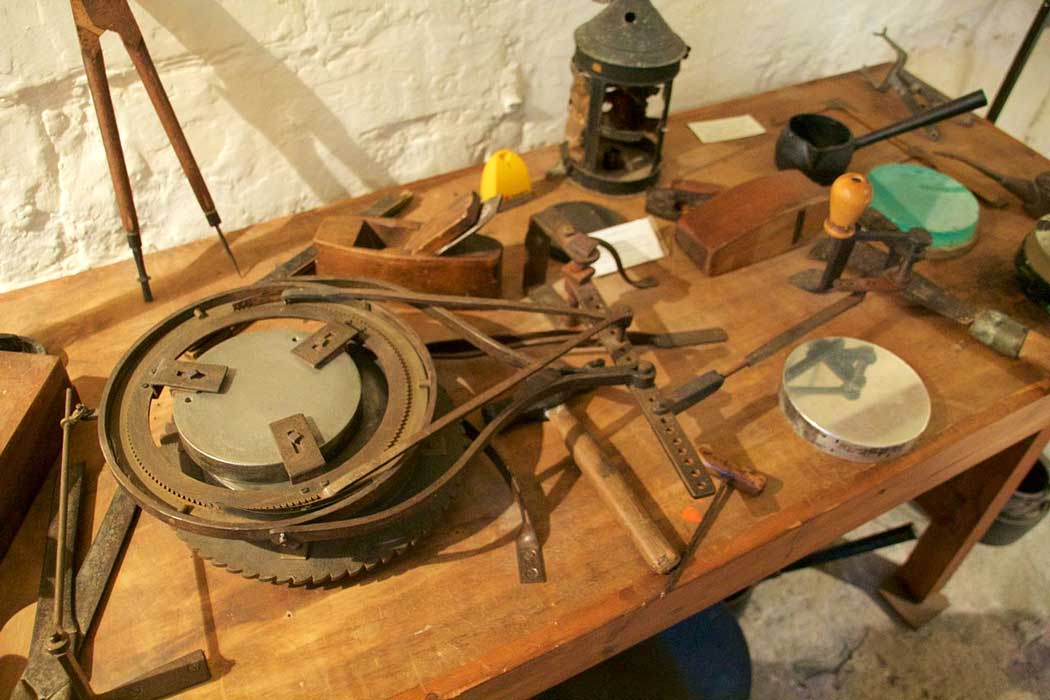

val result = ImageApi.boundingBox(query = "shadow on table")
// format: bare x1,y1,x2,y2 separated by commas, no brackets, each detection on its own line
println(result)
0,654,28,700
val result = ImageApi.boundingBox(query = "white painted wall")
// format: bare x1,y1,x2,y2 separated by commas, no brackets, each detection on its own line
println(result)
1,0,1046,292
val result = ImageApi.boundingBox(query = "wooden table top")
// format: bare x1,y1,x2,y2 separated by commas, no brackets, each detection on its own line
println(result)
2,67,1049,700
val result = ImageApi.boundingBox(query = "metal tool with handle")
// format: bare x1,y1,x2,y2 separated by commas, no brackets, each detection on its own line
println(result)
654,292,867,418
790,172,929,295
15,390,211,700
71,0,240,301
794,173,1046,359
775,90,987,185
546,404,681,574
933,151,1050,218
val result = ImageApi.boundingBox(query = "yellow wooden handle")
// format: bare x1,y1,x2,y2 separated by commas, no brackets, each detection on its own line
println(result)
824,172,872,239
546,404,681,574
1019,328,1050,370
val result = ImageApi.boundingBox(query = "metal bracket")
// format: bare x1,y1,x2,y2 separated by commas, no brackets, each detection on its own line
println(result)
573,284,716,498
291,323,359,369
94,650,210,700
151,360,227,393
270,414,326,482
516,530,546,584
655,370,725,415
14,464,83,700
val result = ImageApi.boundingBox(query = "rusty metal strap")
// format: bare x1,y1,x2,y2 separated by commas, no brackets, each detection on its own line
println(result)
424,328,727,359
574,283,716,498
270,414,326,483
462,420,546,584
291,323,359,369
13,464,84,700
150,359,227,393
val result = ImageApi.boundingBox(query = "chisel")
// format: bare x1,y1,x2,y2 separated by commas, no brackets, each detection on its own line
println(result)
656,292,866,415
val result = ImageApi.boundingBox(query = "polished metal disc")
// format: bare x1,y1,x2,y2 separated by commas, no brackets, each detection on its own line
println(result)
173,329,361,481
779,337,930,462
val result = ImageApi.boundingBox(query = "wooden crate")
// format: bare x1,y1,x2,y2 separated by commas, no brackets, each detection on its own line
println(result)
0,351,71,561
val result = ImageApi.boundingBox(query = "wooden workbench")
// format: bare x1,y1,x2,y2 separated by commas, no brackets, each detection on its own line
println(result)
2,67,1048,700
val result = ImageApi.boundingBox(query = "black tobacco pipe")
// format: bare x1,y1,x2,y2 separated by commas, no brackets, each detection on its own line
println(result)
776,90,988,185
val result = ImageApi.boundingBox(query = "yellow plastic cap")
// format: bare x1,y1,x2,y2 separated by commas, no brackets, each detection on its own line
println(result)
480,149,532,201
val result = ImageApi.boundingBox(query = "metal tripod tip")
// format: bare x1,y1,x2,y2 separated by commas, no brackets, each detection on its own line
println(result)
213,225,243,277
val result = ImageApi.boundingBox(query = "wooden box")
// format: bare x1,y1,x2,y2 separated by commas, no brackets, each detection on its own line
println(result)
0,351,71,560
675,170,829,276
314,215,503,297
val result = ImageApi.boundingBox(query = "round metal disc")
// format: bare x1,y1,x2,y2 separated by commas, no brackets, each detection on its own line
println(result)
779,337,930,462
178,395,468,586
173,329,361,479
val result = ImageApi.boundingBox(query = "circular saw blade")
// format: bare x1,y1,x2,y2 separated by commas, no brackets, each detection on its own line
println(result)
181,521,434,586
181,407,468,586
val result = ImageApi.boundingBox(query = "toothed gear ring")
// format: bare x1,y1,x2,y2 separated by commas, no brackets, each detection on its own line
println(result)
98,280,466,586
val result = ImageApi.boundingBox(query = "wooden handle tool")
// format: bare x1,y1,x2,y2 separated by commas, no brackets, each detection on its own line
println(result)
1018,325,1050,371
801,172,873,293
545,404,681,574
696,446,767,496
825,172,873,239
405,192,481,254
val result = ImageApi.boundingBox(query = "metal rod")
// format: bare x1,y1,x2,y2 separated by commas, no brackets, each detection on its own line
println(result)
126,233,152,302
812,236,858,293
213,225,242,276
781,523,917,572
651,79,673,174
662,483,734,595
852,90,986,149
52,389,74,637
582,76,606,170
988,0,1050,123
281,286,610,321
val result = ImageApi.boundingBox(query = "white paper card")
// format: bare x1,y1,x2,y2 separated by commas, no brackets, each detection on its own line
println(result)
688,114,766,143
590,217,665,278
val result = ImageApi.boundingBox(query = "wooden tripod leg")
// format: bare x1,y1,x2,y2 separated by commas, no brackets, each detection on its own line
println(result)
121,23,241,275
881,426,1050,626
121,33,219,224
76,26,151,301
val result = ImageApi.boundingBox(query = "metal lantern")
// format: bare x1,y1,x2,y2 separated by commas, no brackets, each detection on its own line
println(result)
562,0,688,194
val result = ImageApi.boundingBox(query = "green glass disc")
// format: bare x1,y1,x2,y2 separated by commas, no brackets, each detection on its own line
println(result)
868,163,979,251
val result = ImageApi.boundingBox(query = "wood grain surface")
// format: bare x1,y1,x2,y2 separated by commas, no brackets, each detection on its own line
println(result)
675,169,829,275
314,215,503,297
0,67,1048,700
0,352,71,561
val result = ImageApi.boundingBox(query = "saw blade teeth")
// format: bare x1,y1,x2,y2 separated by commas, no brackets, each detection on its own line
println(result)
178,473,462,586
102,282,475,585
126,425,211,509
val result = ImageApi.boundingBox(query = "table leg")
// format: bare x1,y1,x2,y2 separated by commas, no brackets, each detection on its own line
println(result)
881,425,1050,626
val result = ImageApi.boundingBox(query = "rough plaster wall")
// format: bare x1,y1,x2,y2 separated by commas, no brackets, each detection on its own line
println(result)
0,0,1045,292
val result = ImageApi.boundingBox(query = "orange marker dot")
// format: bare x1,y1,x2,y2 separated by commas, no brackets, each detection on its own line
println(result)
682,506,703,524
